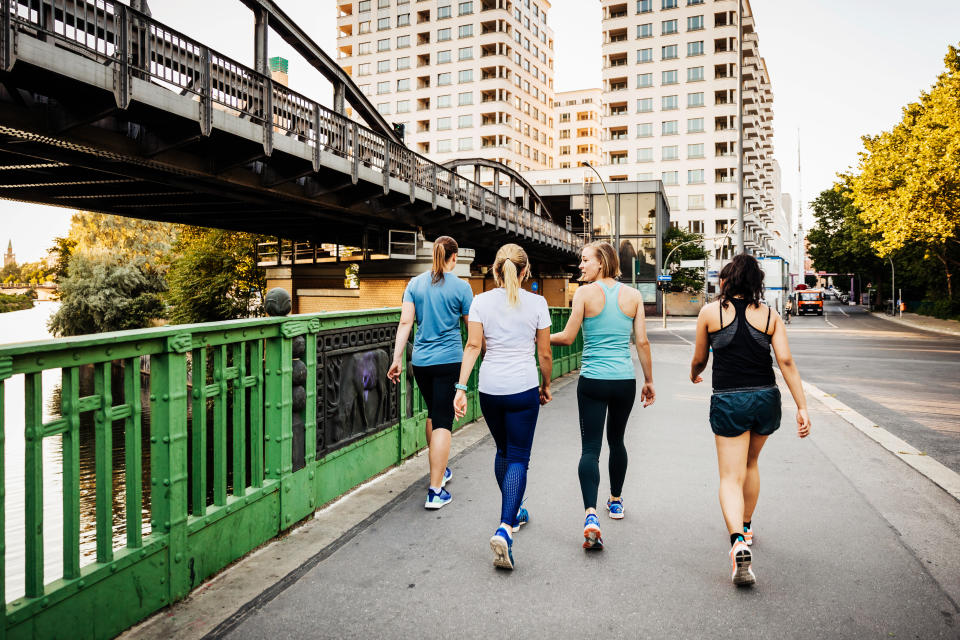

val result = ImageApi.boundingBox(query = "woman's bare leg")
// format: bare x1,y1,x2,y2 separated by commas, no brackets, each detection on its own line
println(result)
715,432,751,535
743,433,769,523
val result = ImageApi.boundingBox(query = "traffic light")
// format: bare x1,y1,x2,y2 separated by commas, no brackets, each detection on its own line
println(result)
393,122,405,141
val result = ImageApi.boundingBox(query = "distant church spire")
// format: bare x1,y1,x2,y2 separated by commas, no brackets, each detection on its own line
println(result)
4,239,14,268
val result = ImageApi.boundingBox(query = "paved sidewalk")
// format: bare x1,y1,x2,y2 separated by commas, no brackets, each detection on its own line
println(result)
871,310,960,336
207,344,960,639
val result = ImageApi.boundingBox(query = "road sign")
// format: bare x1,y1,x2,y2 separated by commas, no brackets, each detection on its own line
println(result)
657,274,672,282
679,260,706,268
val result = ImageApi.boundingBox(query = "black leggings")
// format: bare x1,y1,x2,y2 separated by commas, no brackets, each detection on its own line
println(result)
577,377,637,510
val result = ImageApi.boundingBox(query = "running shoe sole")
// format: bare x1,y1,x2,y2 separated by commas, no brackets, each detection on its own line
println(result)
424,496,451,510
490,535,514,570
583,525,604,551
606,504,624,520
441,468,452,488
731,547,756,586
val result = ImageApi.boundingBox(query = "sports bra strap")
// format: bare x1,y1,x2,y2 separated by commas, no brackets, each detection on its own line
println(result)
764,306,771,334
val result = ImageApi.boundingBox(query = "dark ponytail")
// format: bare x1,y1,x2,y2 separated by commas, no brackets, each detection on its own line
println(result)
719,254,764,308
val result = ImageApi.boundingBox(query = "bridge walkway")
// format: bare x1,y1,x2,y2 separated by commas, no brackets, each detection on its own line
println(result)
129,340,960,639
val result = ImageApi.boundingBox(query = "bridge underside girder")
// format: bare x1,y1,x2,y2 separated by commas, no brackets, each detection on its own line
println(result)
0,53,576,268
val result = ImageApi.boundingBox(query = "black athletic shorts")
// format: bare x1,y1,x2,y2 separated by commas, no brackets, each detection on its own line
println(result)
709,386,782,438
412,362,461,431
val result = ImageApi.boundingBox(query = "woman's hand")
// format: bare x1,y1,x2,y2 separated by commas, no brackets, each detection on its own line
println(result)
453,389,468,418
386,358,402,384
539,384,552,405
640,382,656,407
690,371,703,384
796,408,811,438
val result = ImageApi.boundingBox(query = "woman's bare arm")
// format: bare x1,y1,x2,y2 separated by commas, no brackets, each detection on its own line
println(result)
536,326,553,405
690,304,711,383
632,291,655,406
550,286,586,346
453,320,484,418
769,314,811,438
387,301,416,384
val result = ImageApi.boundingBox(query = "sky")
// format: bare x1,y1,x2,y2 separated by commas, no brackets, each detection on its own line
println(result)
2,0,958,261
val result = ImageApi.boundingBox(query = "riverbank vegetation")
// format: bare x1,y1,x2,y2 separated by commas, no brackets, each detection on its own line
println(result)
0,291,34,313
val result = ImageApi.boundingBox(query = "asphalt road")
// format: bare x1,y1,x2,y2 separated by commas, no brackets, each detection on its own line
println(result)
653,300,960,475
223,344,959,639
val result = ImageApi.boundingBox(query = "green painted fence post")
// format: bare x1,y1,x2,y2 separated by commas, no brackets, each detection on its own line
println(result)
0,355,9,640
151,334,191,602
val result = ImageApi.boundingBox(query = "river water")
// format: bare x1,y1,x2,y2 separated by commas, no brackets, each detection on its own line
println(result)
0,302,152,602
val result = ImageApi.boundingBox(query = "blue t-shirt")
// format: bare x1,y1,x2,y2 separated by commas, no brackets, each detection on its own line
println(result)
402,271,474,366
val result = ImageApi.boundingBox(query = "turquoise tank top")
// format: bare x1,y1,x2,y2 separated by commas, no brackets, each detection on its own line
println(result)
581,282,636,380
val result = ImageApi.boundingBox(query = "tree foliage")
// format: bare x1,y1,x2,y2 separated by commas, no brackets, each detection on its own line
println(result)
48,213,174,335
48,254,166,336
165,227,267,324
807,183,887,289
848,44,960,298
664,226,708,293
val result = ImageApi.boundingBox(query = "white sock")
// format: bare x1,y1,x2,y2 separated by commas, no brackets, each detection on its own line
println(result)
429,486,442,493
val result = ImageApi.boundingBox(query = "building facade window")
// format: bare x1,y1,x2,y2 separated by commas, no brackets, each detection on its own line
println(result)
377,59,390,73
358,63,371,76
458,24,473,38
662,69,678,85
662,170,679,184
438,28,451,41
458,69,473,82
662,145,679,160
377,17,390,30
458,114,473,128
359,0,371,11
396,35,410,48
438,4,452,18
458,137,473,151
437,117,452,130
438,139,452,152
688,194,704,209
687,15,703,31
397,78,410,91
377,81,390,94
438,72,452,85
458,1,473,15
359,21,371,33
688,169,704,183
662,44,678,60
397,99,410,113
458,91,473,105
687,41,704,56
637,0,652,13
377,38,390,51
637,122,653,137
687,66,704,82
459,46,473,60
437,94,452,108
397,13,410,26
662,95,678,110
687,117,704,132
687,143,704,158
688,92,704,107
377,101,391,114
397,56,410,69
438,50,452,63
637,147,653,162
662,120,678,135
662,19,677,35
637,23,652,38
662,0,678,8
637,73,653,88
637,97,653,112
358,41,371,55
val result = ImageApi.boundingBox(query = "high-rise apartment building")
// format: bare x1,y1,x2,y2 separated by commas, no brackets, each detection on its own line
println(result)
599,0,783,262
554,88,602,169
336,0,557,172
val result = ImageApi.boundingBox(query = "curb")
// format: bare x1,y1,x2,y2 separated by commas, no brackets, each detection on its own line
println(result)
869,311,960,337
804,379,960,503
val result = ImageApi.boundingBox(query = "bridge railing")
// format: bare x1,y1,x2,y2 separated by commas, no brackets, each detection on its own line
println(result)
0,307,579,639
2,0,583,255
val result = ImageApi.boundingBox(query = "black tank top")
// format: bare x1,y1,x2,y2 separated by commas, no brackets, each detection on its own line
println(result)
708,299,775,391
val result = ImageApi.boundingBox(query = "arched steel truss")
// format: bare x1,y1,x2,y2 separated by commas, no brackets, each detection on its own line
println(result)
441,158,553,222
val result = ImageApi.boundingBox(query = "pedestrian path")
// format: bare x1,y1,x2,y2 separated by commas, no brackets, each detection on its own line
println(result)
129,344,960,639
872,310,960,336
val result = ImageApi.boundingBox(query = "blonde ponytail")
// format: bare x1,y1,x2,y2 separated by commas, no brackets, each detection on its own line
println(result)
492,243,530,307
431,236,458,284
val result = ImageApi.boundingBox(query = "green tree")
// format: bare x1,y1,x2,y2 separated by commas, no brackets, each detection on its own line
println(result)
48,235,77,284
663,226,708,293
48,254,166,336
48,213,174,335
166,228,267,324
849,44,960,298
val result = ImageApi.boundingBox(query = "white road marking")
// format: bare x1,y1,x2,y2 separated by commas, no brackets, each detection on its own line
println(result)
669,330,694,346
802,379,960,503
824,317,838,329
837,306,848,316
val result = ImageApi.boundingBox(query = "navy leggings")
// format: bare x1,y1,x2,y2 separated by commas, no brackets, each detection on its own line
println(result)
479,387,541,528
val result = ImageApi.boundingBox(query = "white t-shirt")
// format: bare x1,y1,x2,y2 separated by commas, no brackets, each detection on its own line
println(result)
468,287,552,395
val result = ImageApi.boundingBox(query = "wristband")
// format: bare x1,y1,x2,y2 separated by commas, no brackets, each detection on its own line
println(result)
454,383,468,391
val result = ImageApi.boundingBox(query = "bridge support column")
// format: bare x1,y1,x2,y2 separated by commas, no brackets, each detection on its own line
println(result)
254,9,269,75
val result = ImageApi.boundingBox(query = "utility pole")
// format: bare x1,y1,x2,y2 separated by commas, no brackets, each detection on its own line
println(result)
735,0,745,255
796,128,803,288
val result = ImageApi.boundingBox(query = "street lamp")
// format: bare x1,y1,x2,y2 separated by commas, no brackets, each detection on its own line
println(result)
580,162,612,242
888,255,897,317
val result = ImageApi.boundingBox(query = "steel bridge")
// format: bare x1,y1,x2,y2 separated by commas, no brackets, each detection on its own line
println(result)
0,0,581,265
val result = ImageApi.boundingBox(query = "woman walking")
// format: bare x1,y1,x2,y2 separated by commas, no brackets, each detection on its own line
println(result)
454,244,553,570
388,236,473,510
550,241,655,551
689,253,811,586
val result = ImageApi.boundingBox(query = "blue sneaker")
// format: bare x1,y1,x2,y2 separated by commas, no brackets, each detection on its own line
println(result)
490,527,515,570
424,487,451,509
441,467,452,488
513,502,530,532
606,497,624,520
583,513,603,550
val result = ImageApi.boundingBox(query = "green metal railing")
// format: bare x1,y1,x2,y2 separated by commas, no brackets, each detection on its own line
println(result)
0,307,579,639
